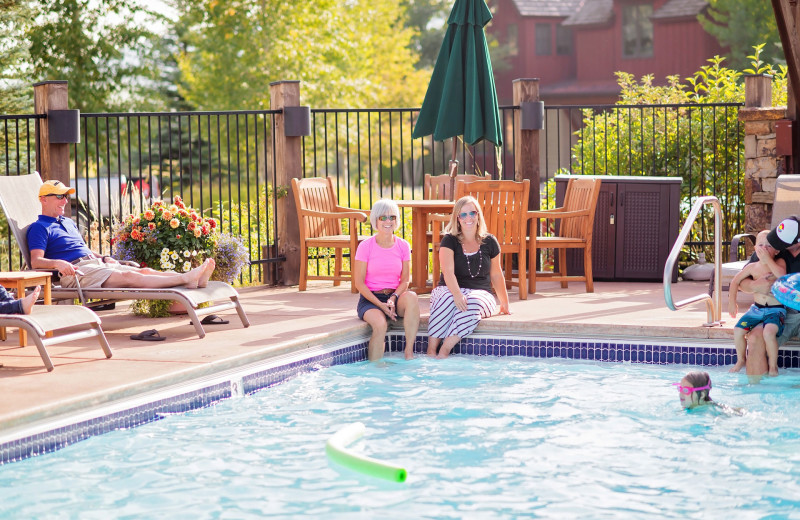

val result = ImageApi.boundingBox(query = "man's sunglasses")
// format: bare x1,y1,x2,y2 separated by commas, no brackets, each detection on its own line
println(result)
45,194,68,200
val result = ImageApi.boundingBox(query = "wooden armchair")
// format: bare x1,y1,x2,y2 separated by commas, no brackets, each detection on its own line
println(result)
448,179,531,299
291,177,368,292
528,177,602,294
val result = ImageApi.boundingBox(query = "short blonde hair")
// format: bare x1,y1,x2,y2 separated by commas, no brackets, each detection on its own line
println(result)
445,196,488,242
369,199,401,230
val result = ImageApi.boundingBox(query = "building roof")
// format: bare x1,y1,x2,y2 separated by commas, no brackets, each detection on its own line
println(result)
652,0,708,20
562,0,613,27
509,0,584,17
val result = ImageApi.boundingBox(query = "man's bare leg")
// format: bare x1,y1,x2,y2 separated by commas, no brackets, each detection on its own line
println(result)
763,323,780,376
102,259,210,289
198,258,216,288
745,325,768,380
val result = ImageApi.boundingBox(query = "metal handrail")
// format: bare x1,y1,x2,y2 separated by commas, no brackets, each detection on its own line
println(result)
664,196,723,327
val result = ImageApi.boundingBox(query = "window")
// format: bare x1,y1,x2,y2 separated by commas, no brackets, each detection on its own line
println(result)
507,24,518,56
535,23,552,56
622,4,653,58
556,25,572,56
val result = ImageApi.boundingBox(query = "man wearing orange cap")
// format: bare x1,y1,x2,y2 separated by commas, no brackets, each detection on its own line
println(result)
738,216,800,376
28,179,214,290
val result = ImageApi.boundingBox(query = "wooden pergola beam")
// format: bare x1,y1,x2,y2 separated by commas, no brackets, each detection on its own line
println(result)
773,0,800,102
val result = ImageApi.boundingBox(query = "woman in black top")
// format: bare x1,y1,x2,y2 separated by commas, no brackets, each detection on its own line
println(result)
427,196,510,358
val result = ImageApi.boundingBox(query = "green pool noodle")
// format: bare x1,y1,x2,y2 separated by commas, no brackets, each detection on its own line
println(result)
325,422,408,483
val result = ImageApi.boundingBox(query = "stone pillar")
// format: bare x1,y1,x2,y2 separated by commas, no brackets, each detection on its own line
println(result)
738,74,786,236
269,80,303,286
33,81,72,211
512,78,540,210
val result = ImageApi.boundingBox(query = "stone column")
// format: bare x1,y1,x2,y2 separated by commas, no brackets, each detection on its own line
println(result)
739,74,785,236
269,80,303,286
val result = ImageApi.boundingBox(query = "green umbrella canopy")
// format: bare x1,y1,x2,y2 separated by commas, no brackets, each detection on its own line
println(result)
412,0,502,148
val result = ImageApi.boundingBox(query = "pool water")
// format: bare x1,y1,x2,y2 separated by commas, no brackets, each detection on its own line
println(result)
1,356,799,519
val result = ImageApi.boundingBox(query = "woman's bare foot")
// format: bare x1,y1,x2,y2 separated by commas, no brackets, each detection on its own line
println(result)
21,286,41,314
183,263,206,289
198,258,215,288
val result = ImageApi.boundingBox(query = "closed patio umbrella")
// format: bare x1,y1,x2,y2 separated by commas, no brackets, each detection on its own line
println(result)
412,0,503,156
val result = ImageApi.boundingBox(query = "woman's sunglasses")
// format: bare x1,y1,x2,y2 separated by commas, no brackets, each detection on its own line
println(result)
46,194,68,200
672,382,711,395
458,211,478,219
378,215,397,222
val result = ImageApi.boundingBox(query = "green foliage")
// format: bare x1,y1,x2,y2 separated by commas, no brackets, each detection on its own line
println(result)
174,0,430,110
0,0,33,114
568,49,787,261
401,0,450,70
699,0,782,71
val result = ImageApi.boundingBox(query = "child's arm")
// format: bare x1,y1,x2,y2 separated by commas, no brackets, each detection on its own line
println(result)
755,245,787,278
728,264,755,318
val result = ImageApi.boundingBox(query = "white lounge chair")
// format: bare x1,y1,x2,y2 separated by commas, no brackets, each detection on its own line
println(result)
0,304,112,371
0,173,250,339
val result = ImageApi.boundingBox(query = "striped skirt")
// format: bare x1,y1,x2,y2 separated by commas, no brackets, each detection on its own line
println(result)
427,286,497,339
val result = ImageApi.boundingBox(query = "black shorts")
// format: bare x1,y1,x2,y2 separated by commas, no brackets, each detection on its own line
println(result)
357,292,393,320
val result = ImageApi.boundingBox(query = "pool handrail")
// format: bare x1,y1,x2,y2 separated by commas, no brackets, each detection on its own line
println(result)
664,196,723,327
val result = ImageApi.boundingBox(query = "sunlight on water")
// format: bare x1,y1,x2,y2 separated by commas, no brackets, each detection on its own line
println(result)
1,357,799,518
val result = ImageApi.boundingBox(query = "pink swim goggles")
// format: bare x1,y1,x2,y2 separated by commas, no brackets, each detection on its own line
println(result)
672,382,711,395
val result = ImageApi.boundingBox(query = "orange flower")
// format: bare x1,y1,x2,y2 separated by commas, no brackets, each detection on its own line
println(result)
148,222,156,230
162,210,173,220
170,218,180,229
193,228,202,237
187,221,196,231
144,210,155,221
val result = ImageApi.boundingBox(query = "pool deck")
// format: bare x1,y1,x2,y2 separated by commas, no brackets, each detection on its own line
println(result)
0,279,759,434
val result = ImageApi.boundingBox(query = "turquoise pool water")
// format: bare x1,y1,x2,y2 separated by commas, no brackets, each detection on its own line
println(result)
1,356,799,518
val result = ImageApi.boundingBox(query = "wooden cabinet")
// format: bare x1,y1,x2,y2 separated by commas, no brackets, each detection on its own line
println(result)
555,175,681,282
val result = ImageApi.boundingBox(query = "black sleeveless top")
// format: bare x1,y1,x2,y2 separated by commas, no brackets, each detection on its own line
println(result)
437,233,500,291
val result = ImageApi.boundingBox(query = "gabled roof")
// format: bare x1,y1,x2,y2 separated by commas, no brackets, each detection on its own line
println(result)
562,0,613,27
652,0,708,20
509,0,584,17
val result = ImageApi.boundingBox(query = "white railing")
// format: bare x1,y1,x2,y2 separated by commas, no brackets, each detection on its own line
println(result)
663,196,723,327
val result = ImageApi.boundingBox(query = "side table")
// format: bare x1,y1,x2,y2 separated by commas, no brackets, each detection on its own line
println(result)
0,271,52,346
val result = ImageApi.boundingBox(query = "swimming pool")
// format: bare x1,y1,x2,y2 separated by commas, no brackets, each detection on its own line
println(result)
0,340,798,518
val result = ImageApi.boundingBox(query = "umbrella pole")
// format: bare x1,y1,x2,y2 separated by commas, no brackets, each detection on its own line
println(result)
448,137,458,198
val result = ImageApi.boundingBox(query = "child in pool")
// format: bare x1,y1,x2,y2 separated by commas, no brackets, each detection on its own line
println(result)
674,371,744,415
728,230,787,376
0,285,40,315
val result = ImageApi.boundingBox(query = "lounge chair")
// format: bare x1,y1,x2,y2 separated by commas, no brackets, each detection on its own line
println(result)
0,173,250,339
0,304,112,371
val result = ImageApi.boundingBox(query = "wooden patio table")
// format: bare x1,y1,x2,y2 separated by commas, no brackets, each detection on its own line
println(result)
0,271,52,346
396,199,455,293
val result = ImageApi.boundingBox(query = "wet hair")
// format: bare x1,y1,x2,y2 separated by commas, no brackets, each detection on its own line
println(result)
369,199,400,230
684,371,713,403
445,196,488,242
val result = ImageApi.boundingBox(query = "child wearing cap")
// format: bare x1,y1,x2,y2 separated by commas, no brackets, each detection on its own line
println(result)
728,230,787,376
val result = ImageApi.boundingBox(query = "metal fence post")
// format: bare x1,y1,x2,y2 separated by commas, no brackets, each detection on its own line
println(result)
269,80,303,286
513,78,540,211
33,81,72,214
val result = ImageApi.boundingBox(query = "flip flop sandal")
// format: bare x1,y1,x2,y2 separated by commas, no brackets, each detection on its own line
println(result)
130,329,166,341
194,315,230,325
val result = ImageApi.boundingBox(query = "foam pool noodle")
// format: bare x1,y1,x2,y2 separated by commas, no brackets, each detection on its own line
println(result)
325,422,408,483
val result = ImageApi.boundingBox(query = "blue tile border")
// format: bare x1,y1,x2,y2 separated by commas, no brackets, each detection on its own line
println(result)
0,334,797,466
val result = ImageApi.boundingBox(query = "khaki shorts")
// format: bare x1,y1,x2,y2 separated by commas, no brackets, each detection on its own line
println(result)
60,259,141,289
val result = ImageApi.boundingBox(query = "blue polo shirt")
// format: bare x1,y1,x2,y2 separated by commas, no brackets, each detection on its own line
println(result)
27,215,92,262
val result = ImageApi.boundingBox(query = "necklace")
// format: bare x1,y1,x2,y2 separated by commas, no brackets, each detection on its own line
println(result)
464,247,482,278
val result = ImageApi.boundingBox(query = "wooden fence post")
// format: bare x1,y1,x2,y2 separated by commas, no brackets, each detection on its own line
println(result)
513,78,540,211
269,80,303,286
33,81,72,214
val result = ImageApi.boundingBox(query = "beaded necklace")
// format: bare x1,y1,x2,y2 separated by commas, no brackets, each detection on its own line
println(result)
464,246,482,278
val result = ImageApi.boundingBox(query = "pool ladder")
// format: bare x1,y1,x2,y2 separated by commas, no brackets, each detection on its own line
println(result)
663,196,724,327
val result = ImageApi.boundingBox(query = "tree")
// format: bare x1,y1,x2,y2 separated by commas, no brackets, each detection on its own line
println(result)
0,0,33,114
699,0,782,70
25,0,165,113
174,0,429,110
401,0,451,70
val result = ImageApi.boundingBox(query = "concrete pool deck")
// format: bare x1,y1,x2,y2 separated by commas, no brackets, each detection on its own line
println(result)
0,279,764,433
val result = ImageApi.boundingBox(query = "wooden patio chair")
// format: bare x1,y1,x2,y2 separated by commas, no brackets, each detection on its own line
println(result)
0,173,251,339
528,177,602,294
442,178,531,299
291,177,368,292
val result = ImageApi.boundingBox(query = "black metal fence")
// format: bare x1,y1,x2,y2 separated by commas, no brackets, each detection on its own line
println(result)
0,100,747,279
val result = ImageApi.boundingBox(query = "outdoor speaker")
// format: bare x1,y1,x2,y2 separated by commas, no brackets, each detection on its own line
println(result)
48,109,81,144
284,106,311,137
520,101,544,131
